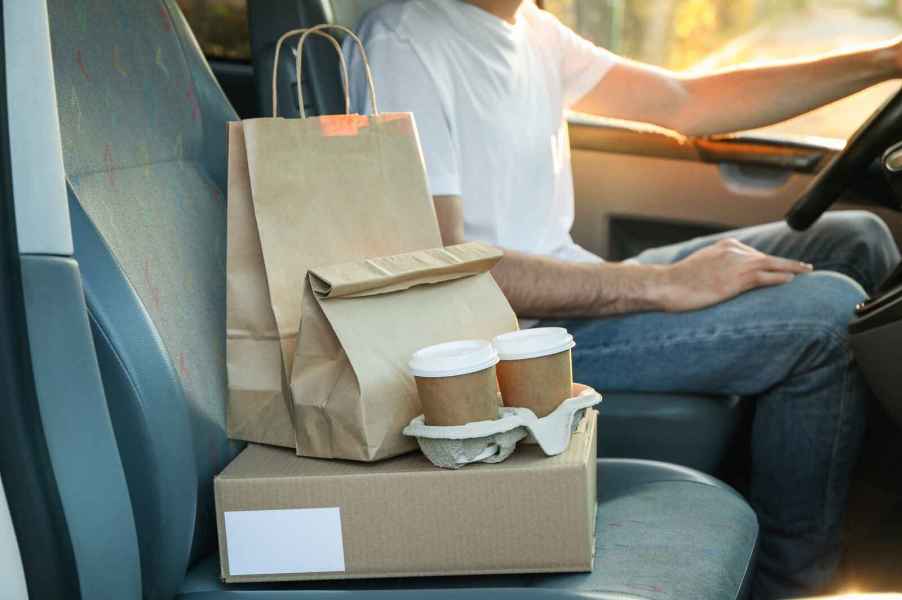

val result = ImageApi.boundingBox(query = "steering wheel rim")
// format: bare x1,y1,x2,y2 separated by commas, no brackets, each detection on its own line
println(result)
785,86,902,230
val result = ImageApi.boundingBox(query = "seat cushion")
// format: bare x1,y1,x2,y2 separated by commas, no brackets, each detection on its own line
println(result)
178,459,757,600
597,393,746,474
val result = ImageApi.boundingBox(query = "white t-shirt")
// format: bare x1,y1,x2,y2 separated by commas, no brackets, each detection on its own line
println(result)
345,0,618,262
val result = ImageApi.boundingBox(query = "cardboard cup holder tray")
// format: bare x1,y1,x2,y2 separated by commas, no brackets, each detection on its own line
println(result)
403,386,602,468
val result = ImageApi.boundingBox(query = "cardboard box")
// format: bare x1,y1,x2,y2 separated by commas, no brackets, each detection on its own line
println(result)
215,410,598,582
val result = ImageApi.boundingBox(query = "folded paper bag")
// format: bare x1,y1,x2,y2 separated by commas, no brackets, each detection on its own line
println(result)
292,242,518,461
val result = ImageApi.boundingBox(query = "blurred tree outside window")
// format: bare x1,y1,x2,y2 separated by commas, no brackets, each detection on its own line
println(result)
176,0,251,61
543,0,902,140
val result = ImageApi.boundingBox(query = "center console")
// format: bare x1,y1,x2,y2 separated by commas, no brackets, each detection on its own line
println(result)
850,280,902,426
848,144,902,426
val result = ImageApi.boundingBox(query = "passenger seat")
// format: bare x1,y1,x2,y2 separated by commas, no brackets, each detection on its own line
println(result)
46,1,758,598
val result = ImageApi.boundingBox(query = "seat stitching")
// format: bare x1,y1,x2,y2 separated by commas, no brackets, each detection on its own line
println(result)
68,157,200,180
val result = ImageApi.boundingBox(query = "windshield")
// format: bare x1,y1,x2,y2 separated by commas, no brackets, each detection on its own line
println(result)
545,0,902,140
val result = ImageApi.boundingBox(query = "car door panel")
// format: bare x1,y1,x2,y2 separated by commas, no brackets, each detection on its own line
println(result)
568,116,902,259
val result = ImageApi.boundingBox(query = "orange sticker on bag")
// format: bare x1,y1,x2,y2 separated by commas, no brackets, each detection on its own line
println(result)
319,114,370,137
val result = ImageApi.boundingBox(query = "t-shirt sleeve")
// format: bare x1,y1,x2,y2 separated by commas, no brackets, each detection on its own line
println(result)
533,8,621,108
344,32,461,197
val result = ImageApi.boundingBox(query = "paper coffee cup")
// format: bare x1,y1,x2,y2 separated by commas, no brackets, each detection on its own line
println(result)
408,340,500,426
493,328,575,417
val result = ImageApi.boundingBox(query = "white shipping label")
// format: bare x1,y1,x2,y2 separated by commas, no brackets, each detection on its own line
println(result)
224,507,346,576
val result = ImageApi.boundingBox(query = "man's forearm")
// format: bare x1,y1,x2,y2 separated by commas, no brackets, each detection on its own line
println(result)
491,249,667,318
580,39,902,137
432,195,668,317
673,41,900,136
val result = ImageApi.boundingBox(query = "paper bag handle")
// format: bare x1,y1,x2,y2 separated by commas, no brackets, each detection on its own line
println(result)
271,28,350,117
270,26,380,119
295,24,380,119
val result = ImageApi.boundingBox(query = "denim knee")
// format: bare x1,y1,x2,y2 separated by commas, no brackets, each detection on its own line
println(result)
781,272,866,352
818,211,899,289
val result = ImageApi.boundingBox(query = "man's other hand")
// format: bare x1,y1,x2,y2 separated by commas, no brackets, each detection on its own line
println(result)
658,238,813,312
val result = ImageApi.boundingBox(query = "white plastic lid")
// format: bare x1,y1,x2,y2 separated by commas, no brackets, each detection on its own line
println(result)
408,340,499,378
492,327,575,361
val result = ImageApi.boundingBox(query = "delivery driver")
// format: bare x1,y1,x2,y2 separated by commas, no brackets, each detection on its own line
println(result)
344,1,901,598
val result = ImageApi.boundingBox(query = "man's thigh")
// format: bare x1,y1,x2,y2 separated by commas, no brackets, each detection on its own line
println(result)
633,210,878,267
541,272,865,395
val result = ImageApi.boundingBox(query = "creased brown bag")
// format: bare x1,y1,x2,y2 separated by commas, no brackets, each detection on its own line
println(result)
292,242,518,461
226,25,442,448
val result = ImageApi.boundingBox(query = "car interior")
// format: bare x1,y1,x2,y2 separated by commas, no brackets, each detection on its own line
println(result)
2,0,902,599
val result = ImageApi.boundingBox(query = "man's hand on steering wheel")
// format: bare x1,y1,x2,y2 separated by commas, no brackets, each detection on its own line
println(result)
786,80,902,230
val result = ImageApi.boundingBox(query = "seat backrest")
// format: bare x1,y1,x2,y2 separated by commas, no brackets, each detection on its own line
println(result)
247,0,390,118
46,1,241,598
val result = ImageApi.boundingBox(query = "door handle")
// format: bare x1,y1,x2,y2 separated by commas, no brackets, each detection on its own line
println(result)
718,162,792,194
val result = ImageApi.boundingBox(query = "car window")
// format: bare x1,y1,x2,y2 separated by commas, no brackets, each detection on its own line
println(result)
544,0,902,140
176,0,251,61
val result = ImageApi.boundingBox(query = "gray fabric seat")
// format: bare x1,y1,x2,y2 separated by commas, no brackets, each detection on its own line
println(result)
250,0,746,475
596,393,745,473
47,1,757,599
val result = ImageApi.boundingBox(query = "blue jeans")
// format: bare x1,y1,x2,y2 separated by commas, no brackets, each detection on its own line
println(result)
540,211,900,600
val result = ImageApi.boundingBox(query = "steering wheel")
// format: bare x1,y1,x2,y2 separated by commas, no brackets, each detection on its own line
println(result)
786,87,902,230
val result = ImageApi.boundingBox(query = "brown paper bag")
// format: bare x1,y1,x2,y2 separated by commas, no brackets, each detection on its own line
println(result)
292,242,519,461
226,26,442,447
